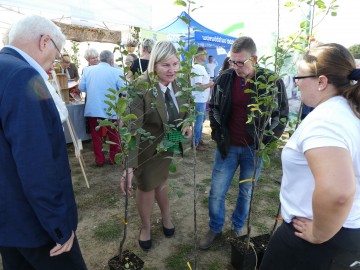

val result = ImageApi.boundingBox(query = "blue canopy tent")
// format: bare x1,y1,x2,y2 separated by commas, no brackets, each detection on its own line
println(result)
155,11,237,76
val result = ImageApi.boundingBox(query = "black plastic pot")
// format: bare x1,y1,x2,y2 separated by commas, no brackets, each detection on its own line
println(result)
108,250,144,270
230,235,257,270
230,234,270,270
252,233,271,267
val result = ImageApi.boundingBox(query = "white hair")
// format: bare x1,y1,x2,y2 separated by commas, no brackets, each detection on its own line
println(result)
84,48,99,61
9,15,66,47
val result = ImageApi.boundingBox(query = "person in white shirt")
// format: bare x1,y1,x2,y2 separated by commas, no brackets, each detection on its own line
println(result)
260,43,360,270
191,47,214,151
206,55,218,80
46,80,68,123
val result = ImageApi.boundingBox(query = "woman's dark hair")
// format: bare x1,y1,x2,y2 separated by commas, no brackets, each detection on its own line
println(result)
219,56,230,75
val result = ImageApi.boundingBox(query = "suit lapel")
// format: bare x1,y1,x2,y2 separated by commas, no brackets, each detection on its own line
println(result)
150,80,185,127
154,84,168,125
172,82,185,120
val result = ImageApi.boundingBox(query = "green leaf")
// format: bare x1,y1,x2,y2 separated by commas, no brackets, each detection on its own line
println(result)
173,0,187,7
177,190,184,198
169,161,177,173
284,2,295,7
105,94,116,101
128,137,137,151
300,20,308,28
122,114,137,121
104,100,115,110
107,88,117,95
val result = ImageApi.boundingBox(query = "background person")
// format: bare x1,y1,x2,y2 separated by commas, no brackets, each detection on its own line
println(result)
83,47,99,67
124,53,138,78
199,36,289,250
260,43,360,270
218,56,231,76
125,53,138,68
191,46,214,151
206,55,218,80
120,41,191,251
82,48,100,132
0,14,87,269
58,54,79,81
300,103,314,119
126,38,155,80
79,50,124,166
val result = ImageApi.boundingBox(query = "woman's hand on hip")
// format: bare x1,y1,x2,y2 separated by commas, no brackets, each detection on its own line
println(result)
292,217,325,244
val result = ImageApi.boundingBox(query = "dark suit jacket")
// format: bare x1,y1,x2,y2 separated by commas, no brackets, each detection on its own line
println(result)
58,62,79,81
67,62,79,81
0,47,78,248
127,73,189,191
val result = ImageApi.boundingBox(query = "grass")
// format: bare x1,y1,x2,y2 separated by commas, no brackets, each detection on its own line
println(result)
162,148,284,270
164,244,194,269
93,218,122,241
75,184,119,210
65,131,285,270
206,259,228,270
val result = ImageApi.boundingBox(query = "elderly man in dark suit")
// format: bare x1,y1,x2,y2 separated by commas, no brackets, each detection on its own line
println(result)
0,15,87,269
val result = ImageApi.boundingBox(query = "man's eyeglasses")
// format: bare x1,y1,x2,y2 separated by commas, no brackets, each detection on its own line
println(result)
228,58,250,67
41,35,63,60
50,39,63,60
293,75,317,83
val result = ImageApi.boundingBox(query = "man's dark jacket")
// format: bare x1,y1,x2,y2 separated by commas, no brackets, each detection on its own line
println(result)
209,67,289,159
0,47,78,248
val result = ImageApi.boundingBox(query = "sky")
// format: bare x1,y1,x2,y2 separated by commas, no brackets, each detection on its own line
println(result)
0,0,358,70
150,0,359,49
1,0,358,49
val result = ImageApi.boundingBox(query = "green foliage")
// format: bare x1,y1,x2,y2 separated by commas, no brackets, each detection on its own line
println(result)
99,4,206,259
69,41,80,68
348,44,360,59
168,178,185,198
242,0,339,247
173,0,187,7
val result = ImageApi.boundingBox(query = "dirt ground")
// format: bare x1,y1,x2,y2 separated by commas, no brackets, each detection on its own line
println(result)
75,120,228,270
73,120,282,270
0,120,282,270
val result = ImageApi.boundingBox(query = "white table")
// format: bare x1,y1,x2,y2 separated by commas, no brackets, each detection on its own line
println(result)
63,102,91,143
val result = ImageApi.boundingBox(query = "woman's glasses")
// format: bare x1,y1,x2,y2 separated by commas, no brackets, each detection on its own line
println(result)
293,75,317,83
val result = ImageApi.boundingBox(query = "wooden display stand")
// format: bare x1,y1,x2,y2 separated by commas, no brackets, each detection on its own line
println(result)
56,73,70,103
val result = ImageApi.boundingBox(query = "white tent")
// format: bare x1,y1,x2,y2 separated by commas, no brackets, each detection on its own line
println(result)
0,0,152,44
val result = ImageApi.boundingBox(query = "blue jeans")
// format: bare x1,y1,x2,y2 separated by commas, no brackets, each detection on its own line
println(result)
208,145,263,233
194,102,207,146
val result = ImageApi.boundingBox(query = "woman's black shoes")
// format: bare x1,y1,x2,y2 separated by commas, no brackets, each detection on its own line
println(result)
138,226,174,250
163,226,175,238
138,229,152,251
138,238,152,251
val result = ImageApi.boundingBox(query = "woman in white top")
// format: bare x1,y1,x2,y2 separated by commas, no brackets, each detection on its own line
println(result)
260,43,360,270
